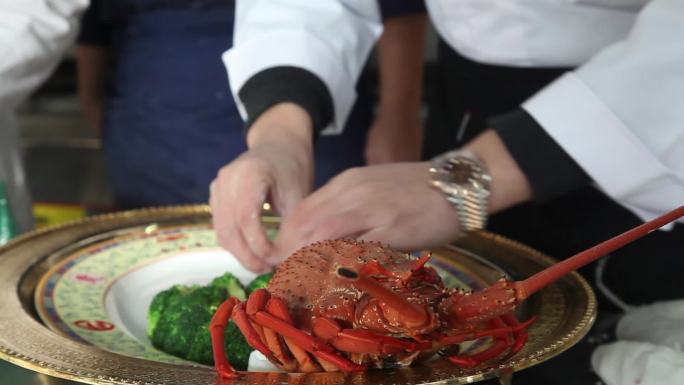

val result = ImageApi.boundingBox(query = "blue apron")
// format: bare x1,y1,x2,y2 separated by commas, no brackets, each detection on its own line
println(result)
83,2,370,208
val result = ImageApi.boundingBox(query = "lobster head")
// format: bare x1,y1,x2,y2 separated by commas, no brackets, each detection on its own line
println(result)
334,254,446,337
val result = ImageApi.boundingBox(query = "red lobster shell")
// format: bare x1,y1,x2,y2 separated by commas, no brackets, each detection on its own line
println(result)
209,206,684,378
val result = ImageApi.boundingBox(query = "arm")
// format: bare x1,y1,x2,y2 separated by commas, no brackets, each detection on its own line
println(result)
273,0,684,255
76,45,108,131
224,0,383,136
212,1,384,271
366,10,427,164
274,129,533,255
503,0,684,221
76,0,111,132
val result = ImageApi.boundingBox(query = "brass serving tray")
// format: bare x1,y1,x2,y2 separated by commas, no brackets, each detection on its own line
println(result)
0,205,595,385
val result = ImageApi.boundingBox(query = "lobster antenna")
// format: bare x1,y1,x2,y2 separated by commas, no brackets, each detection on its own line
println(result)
519,205,684,299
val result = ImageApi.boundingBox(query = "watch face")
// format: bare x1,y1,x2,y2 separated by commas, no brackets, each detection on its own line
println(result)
443,160,475,184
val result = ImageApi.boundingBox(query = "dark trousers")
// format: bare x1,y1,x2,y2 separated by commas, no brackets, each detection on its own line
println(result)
425,39,684,385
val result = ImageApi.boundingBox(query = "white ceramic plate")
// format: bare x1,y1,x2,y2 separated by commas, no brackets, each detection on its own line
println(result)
35,225,259,365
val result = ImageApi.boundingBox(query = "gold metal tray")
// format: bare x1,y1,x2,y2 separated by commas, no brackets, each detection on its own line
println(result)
0,205,595,385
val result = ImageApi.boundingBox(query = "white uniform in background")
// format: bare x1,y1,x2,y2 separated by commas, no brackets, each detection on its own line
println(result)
225,0,684,225
0,0,88,232
592,300,684,385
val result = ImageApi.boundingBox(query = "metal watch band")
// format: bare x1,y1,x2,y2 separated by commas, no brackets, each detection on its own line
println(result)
429,150,491,232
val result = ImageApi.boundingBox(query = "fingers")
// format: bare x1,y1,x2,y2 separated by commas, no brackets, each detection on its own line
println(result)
276,208,375,258
234,182,273,260
275,162,461,255
210,164,273,273
274,170,382,256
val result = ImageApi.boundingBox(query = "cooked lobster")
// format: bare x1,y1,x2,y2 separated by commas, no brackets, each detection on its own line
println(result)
209,206,684,378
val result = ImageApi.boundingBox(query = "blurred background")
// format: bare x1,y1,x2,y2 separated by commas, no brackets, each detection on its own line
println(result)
16,51,114,227
13,32,438,230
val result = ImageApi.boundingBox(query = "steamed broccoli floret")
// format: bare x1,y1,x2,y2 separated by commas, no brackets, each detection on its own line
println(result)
211,273,247,301
185,321,251,370
246,272,273,294
147,273,251,370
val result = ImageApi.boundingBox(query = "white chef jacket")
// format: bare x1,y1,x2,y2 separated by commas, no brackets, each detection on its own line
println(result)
0,0,87,232
224,0,684,224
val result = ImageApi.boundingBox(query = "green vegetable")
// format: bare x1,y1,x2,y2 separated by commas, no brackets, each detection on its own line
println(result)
210,273,247,301
147,272,275,370
147,273,251,370
246,272,274,294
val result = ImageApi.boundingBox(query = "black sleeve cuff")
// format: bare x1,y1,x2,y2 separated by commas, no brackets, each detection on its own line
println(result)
378,0,427,20
77,0,112,46
238,66,334,138
490,109,591,203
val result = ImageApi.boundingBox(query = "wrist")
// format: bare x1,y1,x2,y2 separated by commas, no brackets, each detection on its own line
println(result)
429,150,491,232
463,130,532,213
246,103,314,151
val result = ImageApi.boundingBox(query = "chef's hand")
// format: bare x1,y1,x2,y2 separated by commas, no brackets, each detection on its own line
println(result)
274,130,532,256
210,103,314,273
274,161,461,256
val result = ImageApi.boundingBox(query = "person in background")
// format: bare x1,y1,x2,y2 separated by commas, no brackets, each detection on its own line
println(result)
365,1,426,165
77,0,426,209
0,0,89,234
209,1,684,384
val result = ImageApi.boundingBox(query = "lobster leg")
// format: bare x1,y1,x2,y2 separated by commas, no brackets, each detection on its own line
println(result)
264,296,327,372
209,297,241,379
501,312,529,355
447,338,509,368
248,290,366,372
437,316,534,345
444,312,532,368
249,289,325,372
489,316,512,346
246,290,298,372
312,317,431,355
232,302,280,364
210,296,284,378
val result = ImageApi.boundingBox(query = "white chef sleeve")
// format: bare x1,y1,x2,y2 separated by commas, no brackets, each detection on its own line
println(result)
0,0,87,233
223,0,383,135
523,0,684,222
0,0,87,109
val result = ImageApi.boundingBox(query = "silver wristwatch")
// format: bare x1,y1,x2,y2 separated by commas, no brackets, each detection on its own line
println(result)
428,149,491,232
